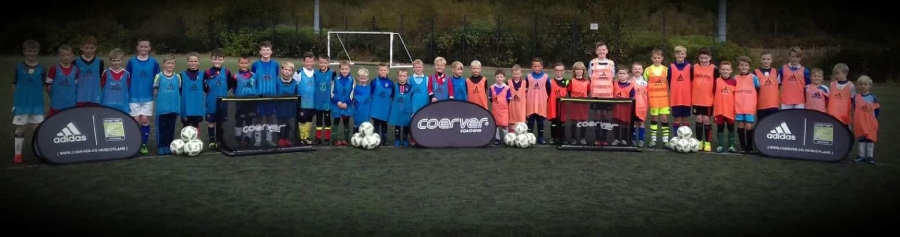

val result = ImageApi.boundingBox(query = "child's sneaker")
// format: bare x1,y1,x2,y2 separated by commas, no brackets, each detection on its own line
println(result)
208,142,217,150
537,137,546,145
867,157,876,164
728,146,737,153
395,140,402,147
401,140,409,147
637,140,644,147
611,140,620,146
580,139,588,145
323,139,331,146
493,139,501,145
13,154,23,164
314,138,322,145
703,142,712,152
854,156,867,163
140,144,149,154
648,141,657,148
716,146,724,153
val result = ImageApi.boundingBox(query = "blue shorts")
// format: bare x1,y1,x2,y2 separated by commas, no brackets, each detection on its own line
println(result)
257,102,275,116
671,106,692,117
205,113,219,123
735,114,755,123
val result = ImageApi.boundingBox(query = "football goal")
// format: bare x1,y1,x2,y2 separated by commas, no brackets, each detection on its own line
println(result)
326,31,414,68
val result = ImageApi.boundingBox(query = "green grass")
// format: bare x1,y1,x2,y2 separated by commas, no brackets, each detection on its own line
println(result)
1,56,899,236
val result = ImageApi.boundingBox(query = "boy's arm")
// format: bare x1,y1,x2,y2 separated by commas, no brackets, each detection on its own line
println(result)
689,65,694,81
45,66,57,94
804,68,811,85
427,76,435,100
713,65,720,79
850,83,857,98
874,96,880,118
153,74,160,96
506,89,512,102
545,79,551,97
642,68,649,81
100,70,106,90
203,72,210,93
667,66,672,85
227,70,236,93
153,61,160,75
776,67,783,85
389,81,395,98
99,60,105,74
125,59,132,74
448,79,454,99
630,87,636,99
753,74,760,92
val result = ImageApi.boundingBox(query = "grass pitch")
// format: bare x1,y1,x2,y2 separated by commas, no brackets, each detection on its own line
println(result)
1,55,898,236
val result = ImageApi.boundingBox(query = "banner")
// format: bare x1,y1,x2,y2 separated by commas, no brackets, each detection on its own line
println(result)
216,96,315,156
33,107,142,164
753,109,852,162
410,100,496,148
556,97,640,151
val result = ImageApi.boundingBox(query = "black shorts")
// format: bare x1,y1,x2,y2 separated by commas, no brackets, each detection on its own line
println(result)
692,106,712,116
297,109,314,123
590,103,612,110
182,116,203,125
671,106,692,117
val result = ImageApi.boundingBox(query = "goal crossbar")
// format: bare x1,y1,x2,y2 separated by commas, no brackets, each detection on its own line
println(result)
326,31,414,68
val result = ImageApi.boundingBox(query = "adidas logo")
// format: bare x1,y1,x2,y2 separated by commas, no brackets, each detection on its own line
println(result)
767,122,797,140
54,122,88,143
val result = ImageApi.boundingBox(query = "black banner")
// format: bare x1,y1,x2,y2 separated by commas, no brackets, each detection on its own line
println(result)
410,100,496,148
33,107,142,164
216,96,315,156
556,97,640,151
753,109,852,162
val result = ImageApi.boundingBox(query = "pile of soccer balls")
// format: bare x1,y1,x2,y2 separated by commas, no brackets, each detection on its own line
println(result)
504,122,537,148
351,122,382,150
669,126,701,153
169,126,204,156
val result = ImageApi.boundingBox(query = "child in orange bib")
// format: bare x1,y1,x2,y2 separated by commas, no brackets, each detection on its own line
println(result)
779,46,811,109
643,48,670,148
713,61,737,153
631,62,649,147
691,47,718,151
804,68,829,113
525,58,551,144
548,62,569,145
490,70,512,145
735,56,760,154
467,60,489,110
852,75,879,164
508,65,527,132
668,46,692,139
756,52,779,122
567,62,591,145
827,63,854,125
613,66,636,146
588,42,616,146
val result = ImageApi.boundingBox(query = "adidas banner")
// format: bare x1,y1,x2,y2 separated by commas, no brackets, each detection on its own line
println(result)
753,109,853,162
215,96,316,156
556,97,640,151
33,107,142,164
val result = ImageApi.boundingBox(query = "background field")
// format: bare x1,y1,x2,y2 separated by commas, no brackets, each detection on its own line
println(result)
1,55,898,236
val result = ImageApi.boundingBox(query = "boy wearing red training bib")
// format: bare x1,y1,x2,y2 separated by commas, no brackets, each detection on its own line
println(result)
852,76,879,164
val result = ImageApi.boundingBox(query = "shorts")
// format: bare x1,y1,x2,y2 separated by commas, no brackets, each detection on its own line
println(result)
205,113,219,123
781,104,805,109
757,108,778,122
735,114,755,123
129,102,154,117
182,116,203,125
590,103,612,110
671,106,691,117
714,115,734,124
297,109,314,123
13,114,44,125
692,106,712,116
649,107,670,116
257,102,275,116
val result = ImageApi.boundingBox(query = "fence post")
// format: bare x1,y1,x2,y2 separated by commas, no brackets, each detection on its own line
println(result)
533,17,538,58
463,15,467,64
372,16,377,30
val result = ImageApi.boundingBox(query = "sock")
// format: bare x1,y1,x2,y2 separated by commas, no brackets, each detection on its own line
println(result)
343,126,350,141
15,136,24,155
325,127,332,140
550,122,557,141
650,122,658,143
141,125,150,145
559,124,566,142
661,122,670,142
671,122,679,138
527,116,535,133
632,127,637,142
695,123,704,141
537,118,545,140
747,128,755,151
208,127,215,142
303,123,312,140
613,126,621,141
867,142,875,157
727,124,736,147
571,123,578,140
737,128,746,151
395,126,402,141
580,127,587,140
638,127,645,141
316,127,322,139
403,127,410,140
496,127,502,140
704,125,712,143
716,123,725,147
859,142,866,157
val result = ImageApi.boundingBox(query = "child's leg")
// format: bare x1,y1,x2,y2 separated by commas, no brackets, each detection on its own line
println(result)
549,118,558,143
508,123,516,133
745,120,755,152
332,117,341,143
207,118,216,145
570,121,579,141
649,111,658,145
14,125,26,156
726,120,736,150
736,121,747,152
867,141,875,158
402,126,410,142
140,115,151,146
536,115,546,143
315,110,324,140
395,125,402,141
715,116,725,150
858,138,867,159
526,114,536,133
324,112,333,142
660,109,670,143
342,117,351,141
380,120,389,137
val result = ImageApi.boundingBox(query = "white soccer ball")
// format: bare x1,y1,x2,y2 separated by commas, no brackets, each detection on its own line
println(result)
360,122,375,136
169,139,185,155
184,139,204,156
676,137,693,153
362,135,379,149
516,134,531,148
181,126,198,141
514,123,528,135
504,133,518,147
689,138,701,152
668,137,682,150
350,133,364,147
525,133,537,146
677,126,693,139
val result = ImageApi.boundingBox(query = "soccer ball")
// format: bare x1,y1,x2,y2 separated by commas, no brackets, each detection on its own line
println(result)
514,123,528,135
677,126,693,139
504,133,518,147
169,139,186,155
360,122,375,136
516,134,531,148
181,126,198,141
371,133,381,143
350,133,364,147
668,137,682,150
362,135,379,149
675,137,693,153
183,139,204,156
688,138,701,152
525,133,537,146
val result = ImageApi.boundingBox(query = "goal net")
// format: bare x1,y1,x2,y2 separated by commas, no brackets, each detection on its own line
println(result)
327,31,414,68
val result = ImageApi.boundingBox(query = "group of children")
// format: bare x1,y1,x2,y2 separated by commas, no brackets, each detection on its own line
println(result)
11,38,881,164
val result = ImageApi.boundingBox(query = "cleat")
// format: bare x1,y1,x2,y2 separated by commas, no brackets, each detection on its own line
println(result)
854,156,867,163
716,146,724,153
14,154,23,164
580,139,588,145
648,141,657,148
611,140,621,146
493,139,501,145
867,157,876,164
395,140,403,147
538,137,546,145
728,146,737,153
703,142,712,152
401,140,409,147
314,138,322,145
637,140,645,147
323,139,331,146
140,144,149,154
208,142,217,150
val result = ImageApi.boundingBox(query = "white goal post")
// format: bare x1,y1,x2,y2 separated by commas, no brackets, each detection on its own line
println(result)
326,31,414,68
